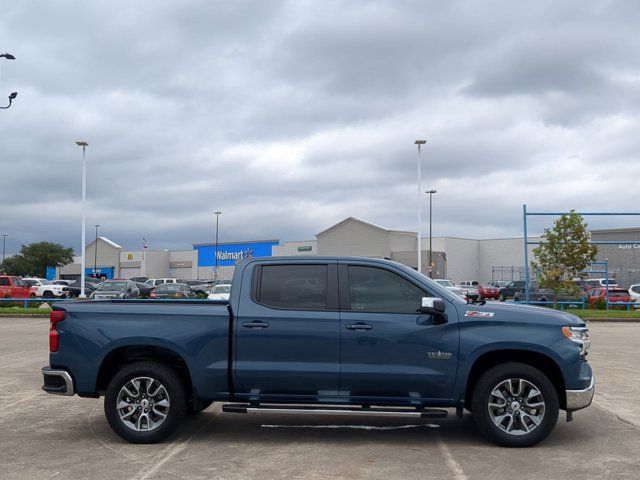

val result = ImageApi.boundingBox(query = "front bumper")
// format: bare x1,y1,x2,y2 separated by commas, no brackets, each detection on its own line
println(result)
566,376,595,411
42,367,74,396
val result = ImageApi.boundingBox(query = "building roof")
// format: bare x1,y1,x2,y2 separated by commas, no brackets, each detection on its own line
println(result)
316,217,416,237
87,237,123,249
192,239,280,247
590,226,640,234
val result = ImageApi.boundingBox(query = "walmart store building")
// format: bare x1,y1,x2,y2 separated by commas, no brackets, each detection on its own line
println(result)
54,217,640,285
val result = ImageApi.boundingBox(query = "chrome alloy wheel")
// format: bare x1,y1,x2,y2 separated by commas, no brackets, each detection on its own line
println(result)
487,378,545,436
116,377,170,432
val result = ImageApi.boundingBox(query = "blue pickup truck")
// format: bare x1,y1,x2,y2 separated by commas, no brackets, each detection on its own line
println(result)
42,256,594,447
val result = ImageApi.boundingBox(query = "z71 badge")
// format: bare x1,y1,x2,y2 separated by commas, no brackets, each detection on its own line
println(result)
464,310,495,318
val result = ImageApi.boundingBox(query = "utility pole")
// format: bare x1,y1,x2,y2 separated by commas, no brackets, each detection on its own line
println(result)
1,234,7,265
214,211,222,281
76,141,89,297
94,224,100,278
414,140,426,273
425,189,437,277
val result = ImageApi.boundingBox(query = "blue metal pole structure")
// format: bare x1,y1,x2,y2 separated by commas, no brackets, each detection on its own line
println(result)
523,204,530,304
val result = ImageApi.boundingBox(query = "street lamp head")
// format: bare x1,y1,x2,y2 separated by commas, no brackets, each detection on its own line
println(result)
425,189,437,194
414,140,427,145
214,210,222,215
0,53,16,60
8,92,17,100
75,141,88,147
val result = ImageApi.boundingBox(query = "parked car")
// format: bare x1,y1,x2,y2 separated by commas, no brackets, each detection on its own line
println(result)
514,285,584,305
0,275,33,298
90,280,139,300
207,283,231,301
149,283,196,299
181,279,214,295
129,276,148,283
488,280,510,289
62,280,101,298
477,284,500,300
629,284,640,302
42,256,594,447
587,287,631,308
433,279,466,299
144,278,178,287
582,278,618,291
457,282,480,301
133,282,153,298
23,278,68,298
498,281,526,301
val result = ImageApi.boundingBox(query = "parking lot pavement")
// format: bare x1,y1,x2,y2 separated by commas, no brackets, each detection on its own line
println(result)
1,318,639,480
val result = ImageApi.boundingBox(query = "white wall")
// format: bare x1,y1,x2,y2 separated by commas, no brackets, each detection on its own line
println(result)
273,240,317,256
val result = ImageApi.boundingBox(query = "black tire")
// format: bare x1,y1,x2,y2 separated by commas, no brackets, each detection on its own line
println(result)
43,291,54,298
189,400,213,415
104,361,187,444
499,294,506,302
471,362,559,447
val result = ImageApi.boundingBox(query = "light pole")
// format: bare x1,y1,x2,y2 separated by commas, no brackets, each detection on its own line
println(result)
1,234,7,265
94,224,100,278
425,189,437,278
415,140,426,273
76,141,89,297
214,211,222,281
0,53,17,110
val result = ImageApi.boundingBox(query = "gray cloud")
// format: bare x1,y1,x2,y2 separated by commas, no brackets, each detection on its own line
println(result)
1,0,640,257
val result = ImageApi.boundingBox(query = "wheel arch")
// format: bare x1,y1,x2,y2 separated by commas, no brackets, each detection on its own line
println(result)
96,345,195,402
464,349,566,410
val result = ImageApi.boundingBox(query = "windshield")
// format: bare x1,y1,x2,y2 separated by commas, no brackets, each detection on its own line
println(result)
98,281,126,291
434,280,454,287
213,285,231,294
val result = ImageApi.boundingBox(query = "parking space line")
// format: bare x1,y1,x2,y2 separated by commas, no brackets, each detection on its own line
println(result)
0,357,45,370
131,416,216,480
0,350,27,360
436,434,468,480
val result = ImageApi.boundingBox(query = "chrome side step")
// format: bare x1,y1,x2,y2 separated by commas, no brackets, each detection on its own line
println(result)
222,404,447,418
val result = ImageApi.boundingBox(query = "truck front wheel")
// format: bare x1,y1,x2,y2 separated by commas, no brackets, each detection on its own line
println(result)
104,361,187,444
471,362,559,447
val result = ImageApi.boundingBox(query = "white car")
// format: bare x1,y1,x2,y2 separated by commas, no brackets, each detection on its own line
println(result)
144,278,178,287
433,279,466,299
22,278,68,298
207,284,231,301
629,284,640,304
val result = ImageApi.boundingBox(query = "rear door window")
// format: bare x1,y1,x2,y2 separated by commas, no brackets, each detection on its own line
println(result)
347,266,425,313
257,265,328,310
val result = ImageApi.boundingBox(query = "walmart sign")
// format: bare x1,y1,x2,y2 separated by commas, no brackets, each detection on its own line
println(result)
194,240,279,267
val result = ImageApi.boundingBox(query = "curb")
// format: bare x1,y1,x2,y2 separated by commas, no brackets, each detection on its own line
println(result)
0,314,49,318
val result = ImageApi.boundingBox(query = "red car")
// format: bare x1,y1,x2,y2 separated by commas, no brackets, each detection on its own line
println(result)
587,287,630,308
0,276,34,298
478,284,500,300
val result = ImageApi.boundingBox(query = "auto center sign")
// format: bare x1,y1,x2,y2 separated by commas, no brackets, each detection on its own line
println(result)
194,240,279,267
617,244,640,250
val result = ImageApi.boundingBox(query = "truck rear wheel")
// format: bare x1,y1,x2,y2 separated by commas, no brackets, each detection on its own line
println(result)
104,361,187,444
471,362,559,447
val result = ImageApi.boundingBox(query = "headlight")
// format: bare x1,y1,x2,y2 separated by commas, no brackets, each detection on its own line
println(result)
118,292,125,298
562,326,590,358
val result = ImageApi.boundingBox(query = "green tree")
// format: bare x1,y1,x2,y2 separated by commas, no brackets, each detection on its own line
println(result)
531,211,597,308
0,242,74,277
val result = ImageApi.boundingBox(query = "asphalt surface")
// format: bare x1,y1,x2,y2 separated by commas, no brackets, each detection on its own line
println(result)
0,318,638,480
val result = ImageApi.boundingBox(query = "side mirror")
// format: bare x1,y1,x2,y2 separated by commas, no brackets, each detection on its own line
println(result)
421,297,446,315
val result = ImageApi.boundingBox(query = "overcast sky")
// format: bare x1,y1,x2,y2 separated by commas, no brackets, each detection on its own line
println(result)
1,0,640,255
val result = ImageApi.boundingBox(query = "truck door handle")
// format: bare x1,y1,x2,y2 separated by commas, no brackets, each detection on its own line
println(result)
242,321,270,329
345,323,373,331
